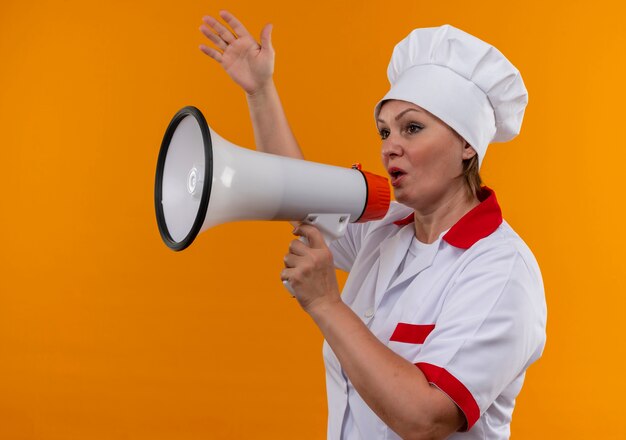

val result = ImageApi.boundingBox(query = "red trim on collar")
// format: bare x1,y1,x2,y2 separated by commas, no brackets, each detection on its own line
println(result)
444,187,502,249
393,187,503,249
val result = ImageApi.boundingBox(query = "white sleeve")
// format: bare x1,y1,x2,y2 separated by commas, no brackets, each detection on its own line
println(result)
329,202,413,272
412,244,547,429
328,222,366,272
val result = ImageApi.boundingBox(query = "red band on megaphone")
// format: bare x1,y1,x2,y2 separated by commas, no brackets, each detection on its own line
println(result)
356,170,391,222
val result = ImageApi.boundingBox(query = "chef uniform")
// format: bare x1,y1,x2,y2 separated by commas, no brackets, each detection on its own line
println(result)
324,25,547,439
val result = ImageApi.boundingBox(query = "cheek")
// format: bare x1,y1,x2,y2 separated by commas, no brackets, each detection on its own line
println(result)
409,139,444,171
411,135,463,178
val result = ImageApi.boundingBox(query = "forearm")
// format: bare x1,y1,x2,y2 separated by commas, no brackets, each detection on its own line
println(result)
246,81,303,159
308,300,462,440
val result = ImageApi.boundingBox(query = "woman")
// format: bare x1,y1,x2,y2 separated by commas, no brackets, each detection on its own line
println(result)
200,11,546,440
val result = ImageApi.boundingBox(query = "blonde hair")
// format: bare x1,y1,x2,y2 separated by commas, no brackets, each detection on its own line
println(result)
463,154,482,199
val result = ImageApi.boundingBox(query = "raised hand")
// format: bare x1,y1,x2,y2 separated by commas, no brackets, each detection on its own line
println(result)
199,10,274,96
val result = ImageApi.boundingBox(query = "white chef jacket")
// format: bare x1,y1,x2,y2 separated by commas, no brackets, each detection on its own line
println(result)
325,187,547,439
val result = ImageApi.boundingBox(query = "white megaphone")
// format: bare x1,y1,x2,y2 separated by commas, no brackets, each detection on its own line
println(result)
154,106,390,253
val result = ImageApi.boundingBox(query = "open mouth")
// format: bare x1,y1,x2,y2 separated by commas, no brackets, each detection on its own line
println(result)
388,167,406,186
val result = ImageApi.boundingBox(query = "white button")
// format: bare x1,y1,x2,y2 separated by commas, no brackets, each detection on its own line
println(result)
364,308,374,318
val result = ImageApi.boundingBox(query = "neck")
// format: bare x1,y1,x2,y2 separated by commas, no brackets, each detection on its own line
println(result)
412,185,479,244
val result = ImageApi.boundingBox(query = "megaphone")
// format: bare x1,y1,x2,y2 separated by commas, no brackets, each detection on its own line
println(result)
154,106,390,251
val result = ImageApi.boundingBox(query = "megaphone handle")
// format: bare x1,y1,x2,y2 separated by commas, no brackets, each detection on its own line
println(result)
283,213,350,297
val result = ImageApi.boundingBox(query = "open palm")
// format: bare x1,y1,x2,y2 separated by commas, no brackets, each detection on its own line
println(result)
200,11,274,95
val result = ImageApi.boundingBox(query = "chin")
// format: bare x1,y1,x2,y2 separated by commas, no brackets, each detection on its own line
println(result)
394,185,440,212
393,189,415,207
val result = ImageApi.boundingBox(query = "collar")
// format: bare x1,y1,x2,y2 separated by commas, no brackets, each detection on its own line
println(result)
393,186,503,249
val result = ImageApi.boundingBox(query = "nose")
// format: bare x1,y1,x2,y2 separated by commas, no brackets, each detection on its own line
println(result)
381,136,403,160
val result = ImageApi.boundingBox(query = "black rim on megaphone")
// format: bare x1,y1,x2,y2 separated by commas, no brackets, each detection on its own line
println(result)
154,106,214,251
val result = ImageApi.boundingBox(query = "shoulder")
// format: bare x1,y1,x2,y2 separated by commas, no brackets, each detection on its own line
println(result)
331,202,413,269
478,219,543,281
452,219,546,315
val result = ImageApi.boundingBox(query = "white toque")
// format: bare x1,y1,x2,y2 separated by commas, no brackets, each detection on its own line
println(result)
375,25,528,168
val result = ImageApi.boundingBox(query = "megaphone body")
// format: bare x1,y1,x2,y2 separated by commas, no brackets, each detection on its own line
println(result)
155,106,390,252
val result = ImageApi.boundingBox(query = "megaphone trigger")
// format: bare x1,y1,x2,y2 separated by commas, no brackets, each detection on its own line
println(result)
300,213,351,245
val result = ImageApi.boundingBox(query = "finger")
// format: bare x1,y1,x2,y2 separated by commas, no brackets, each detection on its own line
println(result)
219,10,252,39
202,15,236,44
295,225,326,249
199,25,228,51
288,238,309,256
260,23,273,50
280,268,294,282
199,44,223,62
283,253,305,269
201,15,221,32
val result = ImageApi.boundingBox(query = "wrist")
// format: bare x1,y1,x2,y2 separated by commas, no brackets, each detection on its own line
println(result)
245,80,276,101
306,294,344,323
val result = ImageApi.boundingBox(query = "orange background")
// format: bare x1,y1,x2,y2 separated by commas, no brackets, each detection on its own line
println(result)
1,0,624,438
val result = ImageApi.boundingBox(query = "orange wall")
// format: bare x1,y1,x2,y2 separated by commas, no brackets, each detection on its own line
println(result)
1,0,624,438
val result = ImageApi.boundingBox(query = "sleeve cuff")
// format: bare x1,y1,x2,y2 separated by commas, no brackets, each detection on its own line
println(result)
416,362,480,431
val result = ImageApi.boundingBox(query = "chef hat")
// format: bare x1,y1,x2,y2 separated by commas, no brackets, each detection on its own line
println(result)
375,25,528,168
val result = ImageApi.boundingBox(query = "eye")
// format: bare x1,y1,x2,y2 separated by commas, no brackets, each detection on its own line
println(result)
378,128,390,140
406,123,423,134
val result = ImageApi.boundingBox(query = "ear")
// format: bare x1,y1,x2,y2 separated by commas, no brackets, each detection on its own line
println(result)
462,142,477,160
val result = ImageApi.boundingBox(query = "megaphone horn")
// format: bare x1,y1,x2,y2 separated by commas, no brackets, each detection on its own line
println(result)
155,106,390,251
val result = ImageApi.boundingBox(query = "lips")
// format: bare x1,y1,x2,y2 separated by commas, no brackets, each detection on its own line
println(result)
388,167,407,187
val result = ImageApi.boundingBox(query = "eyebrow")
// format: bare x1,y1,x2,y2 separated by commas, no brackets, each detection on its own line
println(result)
376,108,422,124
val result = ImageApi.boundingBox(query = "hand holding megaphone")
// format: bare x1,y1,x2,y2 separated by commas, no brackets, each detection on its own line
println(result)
155,106,390,294
282,213,351,296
